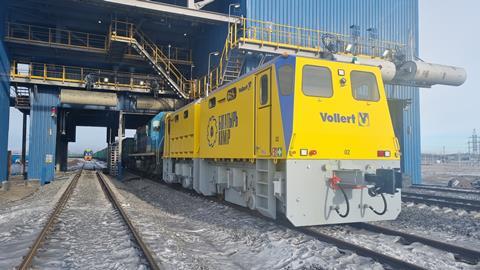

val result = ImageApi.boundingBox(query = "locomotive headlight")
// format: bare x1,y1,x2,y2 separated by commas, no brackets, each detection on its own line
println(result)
300,149,308,156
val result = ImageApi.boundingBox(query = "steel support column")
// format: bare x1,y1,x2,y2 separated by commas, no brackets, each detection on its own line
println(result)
28,87,59,184
117,111,124,179
0,92,8,183
21,113,27,179
55,138,68,172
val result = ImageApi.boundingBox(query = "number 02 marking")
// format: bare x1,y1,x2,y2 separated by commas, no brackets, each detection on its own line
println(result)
344,149,350,155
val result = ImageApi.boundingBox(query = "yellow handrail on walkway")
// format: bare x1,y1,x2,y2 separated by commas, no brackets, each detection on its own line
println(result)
10,60,154,90
6,22,193,64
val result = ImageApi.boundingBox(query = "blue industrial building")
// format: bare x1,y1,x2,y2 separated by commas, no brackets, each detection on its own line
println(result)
1,0,422,184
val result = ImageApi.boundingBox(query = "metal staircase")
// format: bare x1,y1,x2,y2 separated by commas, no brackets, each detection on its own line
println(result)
221,49,246,84
14,87,31,110
109,21,191,99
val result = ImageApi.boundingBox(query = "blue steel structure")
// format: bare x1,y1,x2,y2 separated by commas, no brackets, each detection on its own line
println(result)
28,87,59,184
0,13,10,183
2,0,422,184
234,0,421,184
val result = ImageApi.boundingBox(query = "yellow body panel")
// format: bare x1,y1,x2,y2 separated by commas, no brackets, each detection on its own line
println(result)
290,58,399,160
164,56,399,162
198,76,256,159
164,102,200,158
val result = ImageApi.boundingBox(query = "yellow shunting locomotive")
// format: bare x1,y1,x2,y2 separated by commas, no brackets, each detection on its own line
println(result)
84,149,93,161
162,55,402,226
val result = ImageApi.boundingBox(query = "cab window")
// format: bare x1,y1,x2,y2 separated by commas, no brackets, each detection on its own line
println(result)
227,87,237,101
302,66,333,97
351,71,380,101
260,75,269,105
208,97,216,108
278,65,294,96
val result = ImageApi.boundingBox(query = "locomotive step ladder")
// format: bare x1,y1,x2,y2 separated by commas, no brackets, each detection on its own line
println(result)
255,159,276,219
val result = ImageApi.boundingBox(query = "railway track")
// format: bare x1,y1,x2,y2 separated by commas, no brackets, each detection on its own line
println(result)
17,169,161,270
96,172,161,270
17,169,83,270
351,223,480,265
402,191,480,212
411,184,480,195
125,170,479,269
294,226,427,270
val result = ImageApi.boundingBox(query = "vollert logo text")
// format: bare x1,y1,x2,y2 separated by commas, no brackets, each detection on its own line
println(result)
320,112,370,127
358,112,370,127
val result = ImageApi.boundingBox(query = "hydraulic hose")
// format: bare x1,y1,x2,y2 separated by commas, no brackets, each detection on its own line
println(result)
335,185,350,218
368,192,387,216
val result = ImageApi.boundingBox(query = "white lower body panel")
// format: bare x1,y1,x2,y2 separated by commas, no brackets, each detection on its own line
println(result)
163,158,402,226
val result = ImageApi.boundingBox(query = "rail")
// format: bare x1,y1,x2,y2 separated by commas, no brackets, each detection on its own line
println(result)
10,60,154,91
411,184,480,195
6,22,192,64
352,223,480,265
18,169,83,270
96,172,161,270
126,170,428,270
402,191,480,211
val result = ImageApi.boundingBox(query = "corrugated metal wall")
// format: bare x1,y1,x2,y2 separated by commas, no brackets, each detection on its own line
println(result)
0,12,9,182
244,0,421,183
28,87,59,184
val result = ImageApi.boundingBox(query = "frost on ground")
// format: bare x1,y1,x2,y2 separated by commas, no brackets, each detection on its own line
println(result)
32,171,147,270
314,224,478,270
0,174,72,269
374,202,480,251
108,176,384,270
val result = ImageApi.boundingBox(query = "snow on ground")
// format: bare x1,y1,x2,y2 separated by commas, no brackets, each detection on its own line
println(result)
32,171,147,269
107,175,384,270
0,174,73,269
313,224,478,270
374,202,480,251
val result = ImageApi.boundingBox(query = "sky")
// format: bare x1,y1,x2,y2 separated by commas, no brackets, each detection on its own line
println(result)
7,0,479,154
419,0,479,154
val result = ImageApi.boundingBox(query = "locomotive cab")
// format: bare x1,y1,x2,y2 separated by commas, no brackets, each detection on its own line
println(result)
274,56,402,226
162,55,403,227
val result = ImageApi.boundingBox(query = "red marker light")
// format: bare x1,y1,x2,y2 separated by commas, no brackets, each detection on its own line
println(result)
377,150,391,157
309,150,317,156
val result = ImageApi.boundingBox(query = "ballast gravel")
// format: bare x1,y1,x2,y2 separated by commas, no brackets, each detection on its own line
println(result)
108,175,384,270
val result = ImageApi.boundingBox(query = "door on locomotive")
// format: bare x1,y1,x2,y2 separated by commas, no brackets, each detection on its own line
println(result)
255,68,272,157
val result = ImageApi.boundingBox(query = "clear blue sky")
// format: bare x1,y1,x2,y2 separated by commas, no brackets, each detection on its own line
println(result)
7,0,478,154
419,0,478,154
